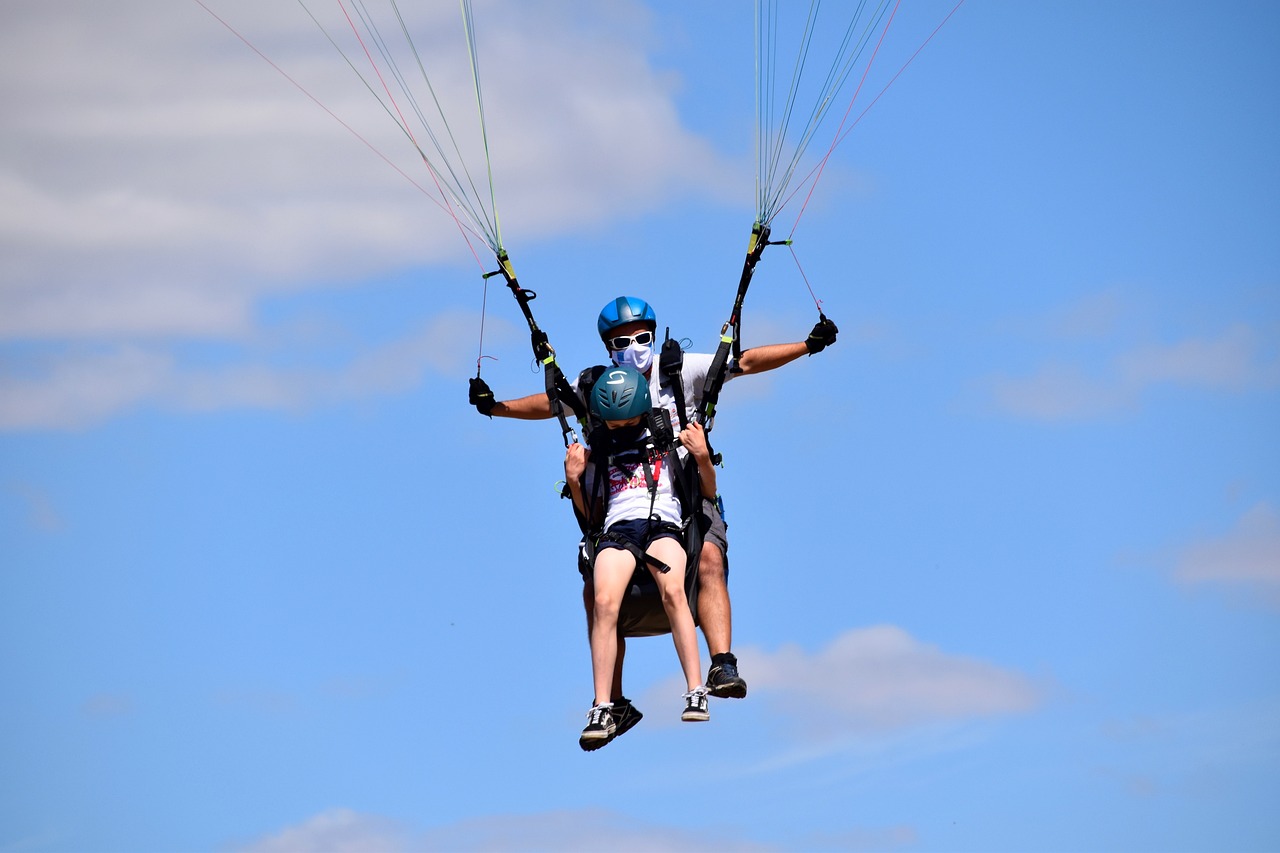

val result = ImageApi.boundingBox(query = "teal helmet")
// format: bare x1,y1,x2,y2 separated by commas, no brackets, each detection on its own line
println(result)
590,366,651,421
597,296,656,338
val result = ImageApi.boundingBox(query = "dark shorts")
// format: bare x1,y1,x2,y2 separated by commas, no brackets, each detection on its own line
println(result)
700,495,729,559
596,518,682,555
578,497,730,581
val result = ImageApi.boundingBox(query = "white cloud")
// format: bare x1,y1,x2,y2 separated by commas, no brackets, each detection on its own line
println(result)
0,0,737,342
235,808,409,853
1117,323,1280,390
240,808,787,853
983,323,1280,422
0,345,177,430
639,625,1043,739
0,0,740,430
238,807,921,853
1049,289,1125,339
744,625,1043,735
417,809,772,853
1174,502,1280,606
986,361,1132,421
0,311,497,429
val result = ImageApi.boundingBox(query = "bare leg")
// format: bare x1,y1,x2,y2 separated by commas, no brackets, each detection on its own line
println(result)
589,550,635,706
645,538,701,692
696,543,731,656
582,577,627,699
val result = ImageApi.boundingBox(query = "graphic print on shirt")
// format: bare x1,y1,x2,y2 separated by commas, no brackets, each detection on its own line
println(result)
608,454,662,499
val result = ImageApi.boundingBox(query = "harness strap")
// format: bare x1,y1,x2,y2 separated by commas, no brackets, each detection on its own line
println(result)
659,332,689,430
698,221,775,428
486,251,580,447
576,431,702,576
595,524,681,575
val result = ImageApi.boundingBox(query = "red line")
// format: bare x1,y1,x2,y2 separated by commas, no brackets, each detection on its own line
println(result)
336,0,419,150
785,0,903,237
836,0,969,153
772,0,966,222
195,0,487,272
332,1,487,268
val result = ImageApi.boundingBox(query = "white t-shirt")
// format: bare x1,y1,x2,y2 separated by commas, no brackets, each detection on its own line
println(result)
584,448,681,530
573,349,733,529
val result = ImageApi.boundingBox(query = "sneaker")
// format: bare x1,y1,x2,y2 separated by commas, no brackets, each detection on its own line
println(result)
681,687,710,722
579,703,616,751
706,656,748,699
611,696,644,739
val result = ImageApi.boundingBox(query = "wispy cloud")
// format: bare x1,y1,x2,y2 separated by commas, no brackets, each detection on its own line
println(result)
234,808,409,853
236,807,913,853
640,625,1044,741
234,808,768,853
0,0,735,343
417,809,772,853
982,323,1280,421
0,311,494,430
0,0,738,431
1173,501,1280,607
1116,324,1280,390
745,625,1044,735
81,692,135,718
8,481,66,532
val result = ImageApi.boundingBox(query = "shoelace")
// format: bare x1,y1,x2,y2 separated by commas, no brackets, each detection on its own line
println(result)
587,704,613,725
682,688,707,708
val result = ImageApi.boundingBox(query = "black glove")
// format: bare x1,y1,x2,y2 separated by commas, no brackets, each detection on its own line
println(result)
469,376,496,417
805,315,839,354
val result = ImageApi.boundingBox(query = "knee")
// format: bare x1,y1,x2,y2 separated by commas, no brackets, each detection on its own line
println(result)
593,589,622,620
698,546,726,584
658,581,687,610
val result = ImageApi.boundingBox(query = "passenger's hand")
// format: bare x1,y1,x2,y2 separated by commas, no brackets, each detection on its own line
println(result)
564,443,587,480
678,421,710,462
805,314,839,354
468,376,496,416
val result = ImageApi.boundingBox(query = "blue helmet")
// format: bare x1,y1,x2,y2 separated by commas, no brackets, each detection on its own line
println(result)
597,296,656,339
590,366,651,421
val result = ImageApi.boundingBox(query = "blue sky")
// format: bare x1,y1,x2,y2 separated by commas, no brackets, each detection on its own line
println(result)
2,1,1278,851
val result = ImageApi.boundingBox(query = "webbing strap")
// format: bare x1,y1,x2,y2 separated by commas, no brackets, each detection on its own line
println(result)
485,250,579,446
698,221,773,428
659,333,689,430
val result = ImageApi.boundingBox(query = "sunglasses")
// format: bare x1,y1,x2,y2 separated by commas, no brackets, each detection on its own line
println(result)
605,330,655,351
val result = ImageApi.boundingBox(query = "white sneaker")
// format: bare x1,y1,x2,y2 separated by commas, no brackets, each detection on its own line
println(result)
681,687,710,722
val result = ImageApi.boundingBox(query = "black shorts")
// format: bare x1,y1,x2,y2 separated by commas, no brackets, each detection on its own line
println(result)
596,518,683,555
577,497,731,579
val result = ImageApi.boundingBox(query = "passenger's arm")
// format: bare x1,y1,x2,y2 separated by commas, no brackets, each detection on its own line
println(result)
564,443,590,519
678,422,718,499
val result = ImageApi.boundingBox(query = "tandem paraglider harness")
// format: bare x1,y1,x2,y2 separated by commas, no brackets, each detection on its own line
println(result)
568,336,710,637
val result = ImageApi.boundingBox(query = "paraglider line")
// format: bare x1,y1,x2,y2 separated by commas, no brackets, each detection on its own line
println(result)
476,272,495,375
333,0,491,265
787,242,823,314
787,0,903,238
834,0,968,152
777,0,967,234
195,0,488,273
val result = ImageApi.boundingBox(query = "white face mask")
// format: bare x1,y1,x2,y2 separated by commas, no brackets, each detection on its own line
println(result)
611,341,654,374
